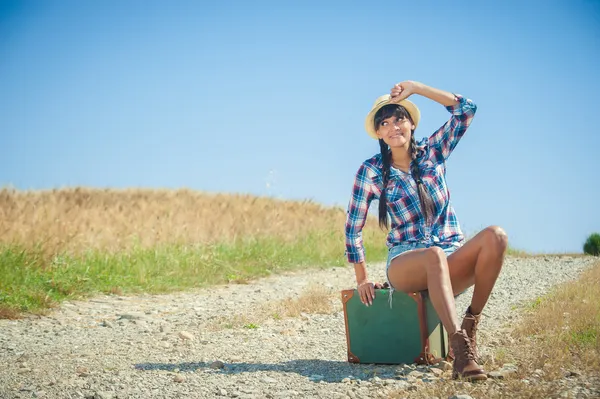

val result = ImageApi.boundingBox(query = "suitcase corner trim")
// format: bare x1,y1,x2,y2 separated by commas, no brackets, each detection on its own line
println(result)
341,289,358,363
341,289,354,305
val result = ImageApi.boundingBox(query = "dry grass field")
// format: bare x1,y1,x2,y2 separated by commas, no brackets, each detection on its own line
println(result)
0,187,389,317
1,187,363,254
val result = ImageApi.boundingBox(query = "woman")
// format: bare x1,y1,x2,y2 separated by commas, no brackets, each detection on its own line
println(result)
344,81,508,381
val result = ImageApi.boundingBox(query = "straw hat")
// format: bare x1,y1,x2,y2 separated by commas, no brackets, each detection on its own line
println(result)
364,94,421,140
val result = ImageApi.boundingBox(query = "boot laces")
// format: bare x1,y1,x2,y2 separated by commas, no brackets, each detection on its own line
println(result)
464,314,478,338
453,331,475,362
462,336,475,361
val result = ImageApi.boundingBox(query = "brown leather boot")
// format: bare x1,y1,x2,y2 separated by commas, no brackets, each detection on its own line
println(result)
450,329,487,381
461,307,482,363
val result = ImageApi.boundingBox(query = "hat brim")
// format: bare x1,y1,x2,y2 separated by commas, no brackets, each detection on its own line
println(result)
364,95,421,140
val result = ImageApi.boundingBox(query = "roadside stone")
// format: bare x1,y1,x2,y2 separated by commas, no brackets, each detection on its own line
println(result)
500,367,518,378
488,370,504,379
118,313,145,321
210,360,225,369
101,320,114,328
532,368,544,377
173,374,185,383
178,331,194,341
276,390,299,397
407,370,424,379
438,360,453,371
502,363,518,371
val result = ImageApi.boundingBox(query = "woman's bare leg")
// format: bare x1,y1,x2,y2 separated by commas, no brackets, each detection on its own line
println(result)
386,226,508,378
387,245,485,378
387,246,460,335
446,226,509,314
388,226,509,316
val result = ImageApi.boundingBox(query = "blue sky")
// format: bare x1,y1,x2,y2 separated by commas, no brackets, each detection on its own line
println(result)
1,0,599,254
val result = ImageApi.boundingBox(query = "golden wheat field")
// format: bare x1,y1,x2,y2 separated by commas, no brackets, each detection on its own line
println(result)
0,187,385,255
0,187,389,316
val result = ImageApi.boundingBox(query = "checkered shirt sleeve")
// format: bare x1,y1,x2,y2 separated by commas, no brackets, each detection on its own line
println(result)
427,94,477,163
344,163,377,264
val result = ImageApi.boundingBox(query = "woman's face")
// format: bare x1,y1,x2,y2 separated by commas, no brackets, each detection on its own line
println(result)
375,114,415,148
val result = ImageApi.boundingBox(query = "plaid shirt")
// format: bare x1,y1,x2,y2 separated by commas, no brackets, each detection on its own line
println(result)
345,94,477,264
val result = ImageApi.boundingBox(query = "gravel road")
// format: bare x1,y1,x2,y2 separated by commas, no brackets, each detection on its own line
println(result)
1,255,598,399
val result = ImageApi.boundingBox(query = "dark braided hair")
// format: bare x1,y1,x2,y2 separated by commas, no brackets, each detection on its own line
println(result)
409,134,435,225
378,138,391,229
375,104,435,229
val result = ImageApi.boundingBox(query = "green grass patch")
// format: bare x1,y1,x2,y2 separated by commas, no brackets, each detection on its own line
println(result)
569,328,597,347
0,230,388,317
527,296,544,310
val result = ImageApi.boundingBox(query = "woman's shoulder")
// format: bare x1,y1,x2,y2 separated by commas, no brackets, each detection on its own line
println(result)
358,153,383,176
350,154,384,186
363,153,382,167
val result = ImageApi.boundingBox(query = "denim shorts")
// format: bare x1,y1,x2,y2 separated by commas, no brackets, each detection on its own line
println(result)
385,242,460,287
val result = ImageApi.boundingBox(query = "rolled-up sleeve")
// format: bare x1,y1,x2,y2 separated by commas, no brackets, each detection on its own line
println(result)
428,94,477,162
345,164,376,263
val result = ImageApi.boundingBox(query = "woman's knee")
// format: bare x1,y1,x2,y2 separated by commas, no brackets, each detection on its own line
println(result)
424,246,448,274
483,225,509,252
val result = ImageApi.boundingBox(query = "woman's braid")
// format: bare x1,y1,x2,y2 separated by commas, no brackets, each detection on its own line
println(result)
378,139,391,229
410,134,435,224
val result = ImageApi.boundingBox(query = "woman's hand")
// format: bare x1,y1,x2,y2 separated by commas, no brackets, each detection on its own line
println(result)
392,81,458,107
357,280,375,306
390,81,422,102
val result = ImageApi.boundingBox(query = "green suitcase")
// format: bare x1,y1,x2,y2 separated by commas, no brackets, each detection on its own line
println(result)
341,288,449,365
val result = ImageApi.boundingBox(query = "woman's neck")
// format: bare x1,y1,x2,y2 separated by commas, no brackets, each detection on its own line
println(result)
390,146,411,170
